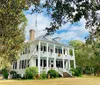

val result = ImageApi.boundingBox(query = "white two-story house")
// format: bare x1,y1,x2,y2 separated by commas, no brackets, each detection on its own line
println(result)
12,29,76,77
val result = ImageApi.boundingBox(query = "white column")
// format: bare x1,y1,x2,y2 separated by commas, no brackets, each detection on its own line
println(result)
54,44,56,69
62,47,64,71
68,48,70,69
46,43,49,73
38,41,41,74
73,48,76,68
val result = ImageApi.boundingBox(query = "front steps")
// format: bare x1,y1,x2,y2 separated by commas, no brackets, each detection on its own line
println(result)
55,68,72,77
63,72,72,77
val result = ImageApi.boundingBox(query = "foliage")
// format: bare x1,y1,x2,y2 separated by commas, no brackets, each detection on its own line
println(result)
25,67,38,79
69,40,100,76
2,68,9,79
41,0,100,37
0,0,28,68
71,68,82,77
40,71,47,79
47,70,59,78
10,70,21,79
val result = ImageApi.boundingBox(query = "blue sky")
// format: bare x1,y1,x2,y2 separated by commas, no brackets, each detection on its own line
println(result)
24,6,89,44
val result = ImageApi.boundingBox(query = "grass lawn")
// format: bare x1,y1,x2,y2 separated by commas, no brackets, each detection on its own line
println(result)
0,76,100,85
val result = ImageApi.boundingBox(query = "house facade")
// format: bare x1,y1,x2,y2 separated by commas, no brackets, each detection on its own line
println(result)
12,29,76,77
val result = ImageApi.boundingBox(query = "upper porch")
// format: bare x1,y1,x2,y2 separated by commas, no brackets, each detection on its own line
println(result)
21,40,75,60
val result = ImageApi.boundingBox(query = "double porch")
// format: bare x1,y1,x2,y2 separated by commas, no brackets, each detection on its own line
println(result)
36,41,76,75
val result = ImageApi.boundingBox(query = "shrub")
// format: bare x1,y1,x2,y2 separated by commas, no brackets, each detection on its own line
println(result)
2,68,9,79
70,68,82,77
10,70,21,79
47,70,59,78
25,67,38,79
40,71,47,79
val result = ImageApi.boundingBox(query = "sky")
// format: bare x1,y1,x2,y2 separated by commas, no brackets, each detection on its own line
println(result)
24,6,89,44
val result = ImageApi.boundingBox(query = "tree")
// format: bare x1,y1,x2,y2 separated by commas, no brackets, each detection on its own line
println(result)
69,40,100,76
0,0,27,68
86,38,100,76
69,40,93,74
41,0,100,37
0,0,41,68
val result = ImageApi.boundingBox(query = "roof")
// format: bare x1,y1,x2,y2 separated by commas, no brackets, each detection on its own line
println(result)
35,35,72,48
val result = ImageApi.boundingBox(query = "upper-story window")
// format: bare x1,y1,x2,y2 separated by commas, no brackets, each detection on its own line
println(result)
44,46,46,51
36,45,38,51
50,49,53,53
63,49,65,54
55,48,57,53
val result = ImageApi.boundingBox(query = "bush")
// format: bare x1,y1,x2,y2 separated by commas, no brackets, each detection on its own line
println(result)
25,67,38,79
40,71,47,79
2,68,9,79
47,70,59,78
70,68,82,77
10,70,21,79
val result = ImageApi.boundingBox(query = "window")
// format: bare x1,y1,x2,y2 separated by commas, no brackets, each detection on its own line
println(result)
37,45,38,51
50,49,53,53
40,59,42,66
55,48,57,53
15,62,17,69
56,61,59,67
44,46,46,51
24,60,26,68
19,60,29,69
27,60,29,67
63,49,65,54
43,60,46,67
22,60,24,69
58,49,60,53
13,62,17,69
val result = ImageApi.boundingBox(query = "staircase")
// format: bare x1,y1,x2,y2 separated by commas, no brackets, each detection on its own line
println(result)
28,46,37,66
55,68,72,77
63,69,72,77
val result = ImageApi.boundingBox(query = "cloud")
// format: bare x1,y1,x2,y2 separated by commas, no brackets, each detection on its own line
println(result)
24,9,89,44
53,18,89,43
25,12,51,40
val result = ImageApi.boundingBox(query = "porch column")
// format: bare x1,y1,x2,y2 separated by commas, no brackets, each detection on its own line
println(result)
46,43,49,73
38,41,41,75
54,44,56,69
62,47,64,71
73,48,76,68
68,48,70,69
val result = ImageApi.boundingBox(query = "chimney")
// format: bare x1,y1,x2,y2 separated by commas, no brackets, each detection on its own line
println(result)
29,29,35,41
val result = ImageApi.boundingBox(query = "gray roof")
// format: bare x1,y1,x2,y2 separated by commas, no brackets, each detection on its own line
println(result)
35,35,72,48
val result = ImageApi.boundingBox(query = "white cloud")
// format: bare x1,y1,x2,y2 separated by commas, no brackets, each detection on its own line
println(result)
53,18,89,43
25,12,89,43
25,13,51,40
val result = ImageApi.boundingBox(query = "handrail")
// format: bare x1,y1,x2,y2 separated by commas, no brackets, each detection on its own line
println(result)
29,46,37,62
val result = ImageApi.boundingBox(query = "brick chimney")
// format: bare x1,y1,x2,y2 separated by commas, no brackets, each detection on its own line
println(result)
29,29,35,41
